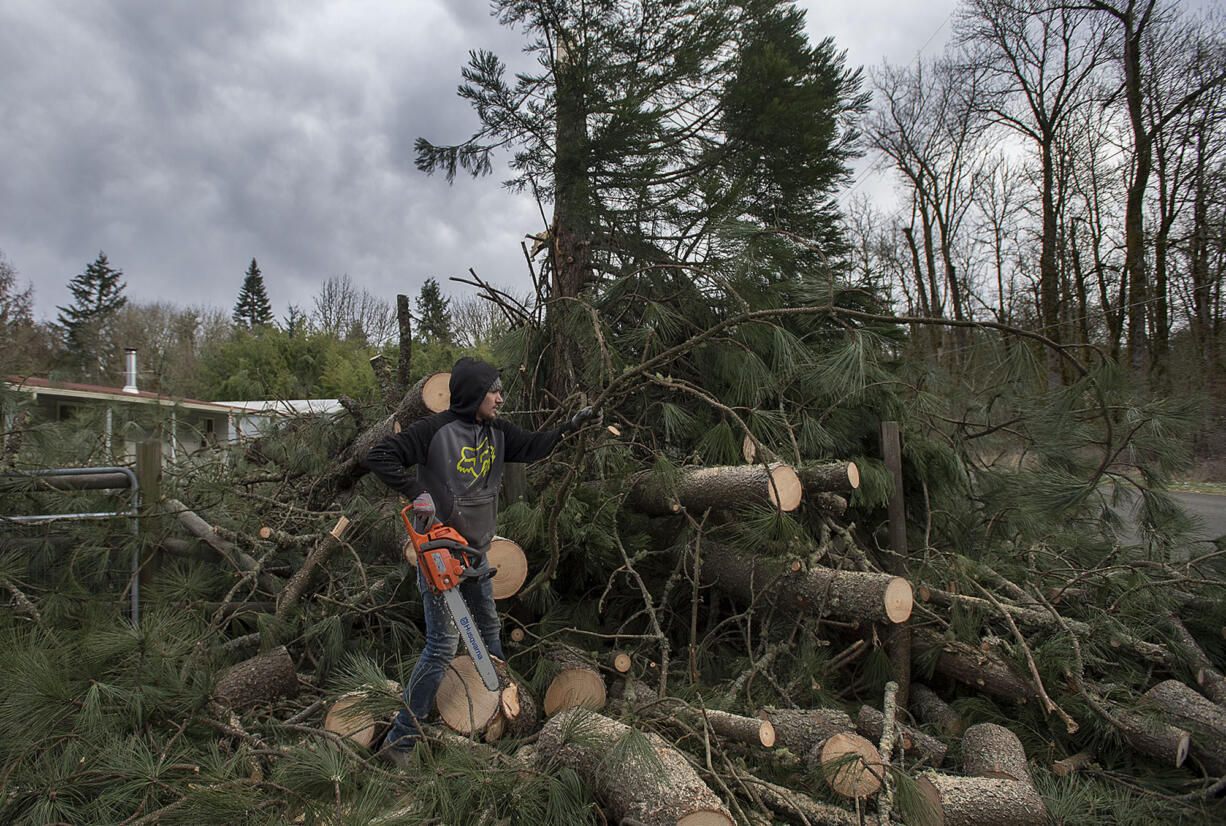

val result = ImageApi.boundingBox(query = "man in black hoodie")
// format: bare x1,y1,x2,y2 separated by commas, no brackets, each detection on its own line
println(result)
364,357,595,765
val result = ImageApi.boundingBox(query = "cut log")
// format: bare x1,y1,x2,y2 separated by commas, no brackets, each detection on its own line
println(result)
1102,700,1190,768
797,461,860,493
741,433,775,463
1052,749,1095,777
500,678,541,741
214,645,299,712
855,705,947,768
611,651,633,673
912,629,1036,703
960,722,1034,786
758,707,854,756
275,516,350,618
700,542,912,625
805,731,884,798
436,654,503,735
1165,615,1226,706
736,770,860,826
536,708,735,826
487,536,528,599
916,773,1048,826
910,683,965,737
1144,679,1226,774
627,462,803,516
324,681,397,750
612,678,776,749
542,646,607,716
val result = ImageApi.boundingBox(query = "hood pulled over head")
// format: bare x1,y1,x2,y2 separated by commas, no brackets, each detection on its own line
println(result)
449,357,501,421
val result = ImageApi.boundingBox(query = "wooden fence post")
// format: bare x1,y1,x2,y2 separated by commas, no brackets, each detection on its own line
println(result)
136,439,163,578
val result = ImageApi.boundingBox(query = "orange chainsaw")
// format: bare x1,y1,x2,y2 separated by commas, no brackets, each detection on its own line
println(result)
400,501,499,691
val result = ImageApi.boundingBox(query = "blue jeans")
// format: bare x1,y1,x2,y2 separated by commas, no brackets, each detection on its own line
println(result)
384,566,503,750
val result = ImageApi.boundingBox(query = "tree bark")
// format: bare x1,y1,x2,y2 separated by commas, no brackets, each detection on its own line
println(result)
1164,615,1226,706
536,707,735,826
214,645,299,712
796,461,860,493
699,542,913,625
915,773,1047,826
161,498,282,593
612,678,776,748
1144,679,1226,774
909,683,965,737
912,629,1036,703
627,463,803,516
960,722,1034,786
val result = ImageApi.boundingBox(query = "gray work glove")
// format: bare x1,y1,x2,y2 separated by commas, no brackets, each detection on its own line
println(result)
567,406,601,431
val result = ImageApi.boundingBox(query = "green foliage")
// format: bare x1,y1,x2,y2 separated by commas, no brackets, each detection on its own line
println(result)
54,251,128,381
415,277,454,346
198,326,378,401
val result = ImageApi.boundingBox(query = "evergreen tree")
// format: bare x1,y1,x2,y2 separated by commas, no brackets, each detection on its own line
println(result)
56,251,127,380
415,278,454,345
232,258,274,328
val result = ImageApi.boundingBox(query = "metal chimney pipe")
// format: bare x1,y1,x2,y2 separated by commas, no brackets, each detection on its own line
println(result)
122,348,139,394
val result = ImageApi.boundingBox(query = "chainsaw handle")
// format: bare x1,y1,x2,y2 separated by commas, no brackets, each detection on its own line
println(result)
420,537,498,583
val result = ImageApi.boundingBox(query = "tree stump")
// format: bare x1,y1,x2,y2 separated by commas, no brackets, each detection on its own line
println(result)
855,705,947,767
214,645,299,712
1145,679,1226,774
910,683,965,736
915,773,1047,826
536,708,735,826
627,462,803,516
960,722,1033,786
542,646,607,716
701,542,912,625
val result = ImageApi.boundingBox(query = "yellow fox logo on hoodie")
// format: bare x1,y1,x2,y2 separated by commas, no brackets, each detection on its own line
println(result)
456,438,494,482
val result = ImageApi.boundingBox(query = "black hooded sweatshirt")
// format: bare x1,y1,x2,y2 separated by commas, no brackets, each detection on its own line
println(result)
364,358,570,551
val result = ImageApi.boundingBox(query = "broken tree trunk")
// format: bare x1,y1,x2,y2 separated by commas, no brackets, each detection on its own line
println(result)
536,707,735,826
542,646,607,716
275,516,350,618
627,462,803,516
699,542,912,625
855,705,947,768
214,645,299,712
309,371,451,507
960,723,1034,786
909,683,965,736
161,499,282,593
797,461,861,493
1144,679,1226,774
915,773,1048,826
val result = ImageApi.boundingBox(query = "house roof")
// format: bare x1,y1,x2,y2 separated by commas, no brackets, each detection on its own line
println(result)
4,375,249,415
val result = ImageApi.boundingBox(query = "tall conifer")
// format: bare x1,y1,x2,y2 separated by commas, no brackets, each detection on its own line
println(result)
56,251,127,380
233,258,274,328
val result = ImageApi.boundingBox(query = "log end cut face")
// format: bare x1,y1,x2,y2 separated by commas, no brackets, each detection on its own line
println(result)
768,464,803,512
847,461,860,489
422,372,452,413
436,655,501,734
677,812,736,826
884,576,913,623
488,537,528,599
820,732,883,798
544,668,607,716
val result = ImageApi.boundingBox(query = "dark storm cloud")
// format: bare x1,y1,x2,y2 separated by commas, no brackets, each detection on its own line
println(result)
1,0,976,323
1,0,540,320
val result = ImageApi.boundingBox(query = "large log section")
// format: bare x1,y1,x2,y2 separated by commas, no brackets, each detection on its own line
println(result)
915,773,1048,826
536,708,735,826
627,463,803,516
698,543,912,625
310,372,450,507
1145,679,1226,774
213,646,299,712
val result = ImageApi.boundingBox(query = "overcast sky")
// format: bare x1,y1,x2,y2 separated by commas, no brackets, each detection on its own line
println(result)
2,0,962,324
